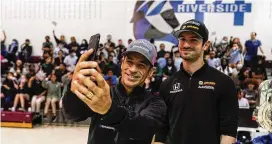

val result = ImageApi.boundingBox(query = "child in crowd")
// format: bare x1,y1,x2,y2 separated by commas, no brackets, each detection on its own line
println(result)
42,73,62,122
11,75,30,112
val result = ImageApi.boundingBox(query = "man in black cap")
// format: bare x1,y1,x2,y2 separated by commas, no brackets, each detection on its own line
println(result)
154,19,238,144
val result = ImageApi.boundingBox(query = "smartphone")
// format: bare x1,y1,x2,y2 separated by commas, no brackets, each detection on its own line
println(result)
87,33,100,61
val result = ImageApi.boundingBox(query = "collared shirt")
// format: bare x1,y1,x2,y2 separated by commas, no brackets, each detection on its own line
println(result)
155,63,238,144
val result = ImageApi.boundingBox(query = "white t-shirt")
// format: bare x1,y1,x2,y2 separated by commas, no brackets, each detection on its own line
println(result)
238,98,250,109
174,57,182,71
64,55,78,67
53,47,69,58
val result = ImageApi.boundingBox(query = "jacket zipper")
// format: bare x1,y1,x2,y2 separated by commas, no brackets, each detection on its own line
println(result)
189,74,193,88
114,96,131,143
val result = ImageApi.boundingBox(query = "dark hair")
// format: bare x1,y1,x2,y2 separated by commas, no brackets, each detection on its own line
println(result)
29,64,35,69
59,63,66,67
82,39,88,45
58,50,63,54
25,39,30,42
236,87,242,94
150,38,155,44
69,49,76,53
43,52,50,57
14,60,24,72
109,43,115,48
253,32,257,36
231,42,238,47
107,68,113,73
12,39,19,45
7,72,14,76
108,55,114,59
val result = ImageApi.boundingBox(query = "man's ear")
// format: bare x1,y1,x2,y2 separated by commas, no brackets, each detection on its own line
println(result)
203,41,210,51
120,57,124,69
148,67,155,78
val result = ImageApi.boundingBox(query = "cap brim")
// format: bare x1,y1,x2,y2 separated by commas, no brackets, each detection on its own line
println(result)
173,29,203,39
123,50,153,66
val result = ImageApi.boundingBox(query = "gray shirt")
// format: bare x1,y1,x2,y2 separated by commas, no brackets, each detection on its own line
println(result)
42,80,62,99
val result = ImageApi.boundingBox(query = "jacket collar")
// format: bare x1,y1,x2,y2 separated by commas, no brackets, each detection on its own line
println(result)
179,61,209,77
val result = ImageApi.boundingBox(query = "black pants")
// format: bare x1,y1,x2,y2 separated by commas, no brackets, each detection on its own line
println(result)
7,53,17,64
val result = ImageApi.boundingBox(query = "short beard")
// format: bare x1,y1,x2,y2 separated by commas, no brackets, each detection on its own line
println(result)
181,52,202,63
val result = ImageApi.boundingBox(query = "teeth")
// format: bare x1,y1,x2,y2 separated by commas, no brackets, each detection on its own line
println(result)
127,74,136,79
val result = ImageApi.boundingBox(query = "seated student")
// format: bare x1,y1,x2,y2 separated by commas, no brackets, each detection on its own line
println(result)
250,56,267,85
61,72,73,98
9,59,28,75
26,64,36,79
40,52,50,65
237,88,249,109
1,72,17,110
29,74,46,115
42,56,54,76
54,63,68,82
243,79,259,109
59,72,73,123
42,73,62,122
11,75,30,112
162,58,177,81
104,69,118,86
19,39,33,63
227,43,243,65
64,50,78,72
54,50,65,67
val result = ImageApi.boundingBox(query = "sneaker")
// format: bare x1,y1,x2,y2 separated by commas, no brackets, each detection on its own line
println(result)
18,108,25,112
51,115,57,122
11,107,16,112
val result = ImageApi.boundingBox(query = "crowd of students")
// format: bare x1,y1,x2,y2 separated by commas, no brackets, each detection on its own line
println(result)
0,30,268,123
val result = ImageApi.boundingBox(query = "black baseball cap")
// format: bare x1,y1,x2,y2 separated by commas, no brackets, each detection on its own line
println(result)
173,19,209,42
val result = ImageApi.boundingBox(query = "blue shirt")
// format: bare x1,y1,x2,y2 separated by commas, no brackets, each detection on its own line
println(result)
157,58,166,69
245,39,261,60
104,75,118,86
207,58,221,68
229,49,242,64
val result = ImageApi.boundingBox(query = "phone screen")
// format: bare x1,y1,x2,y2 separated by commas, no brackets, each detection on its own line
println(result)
87,33,100,61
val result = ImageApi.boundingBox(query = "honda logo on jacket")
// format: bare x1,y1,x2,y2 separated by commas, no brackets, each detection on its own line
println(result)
170,83,183,93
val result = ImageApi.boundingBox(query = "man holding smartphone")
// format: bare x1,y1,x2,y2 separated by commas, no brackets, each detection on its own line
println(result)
62,39,166,144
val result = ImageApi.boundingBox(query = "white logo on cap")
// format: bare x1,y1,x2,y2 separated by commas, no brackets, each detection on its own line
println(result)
184,21,200,26
132,45,149,53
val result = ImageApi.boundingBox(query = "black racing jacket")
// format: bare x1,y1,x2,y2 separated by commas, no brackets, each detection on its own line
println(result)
62,82,167,144
155,63,238,144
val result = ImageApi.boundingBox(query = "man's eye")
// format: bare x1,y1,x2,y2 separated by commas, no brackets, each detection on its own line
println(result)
126,61,133,65
138,64,146,69
179,38,186,42
190,39,198,43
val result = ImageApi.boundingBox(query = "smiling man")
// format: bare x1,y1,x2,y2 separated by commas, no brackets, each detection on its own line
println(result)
154,19,238,144
62,39,166,144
